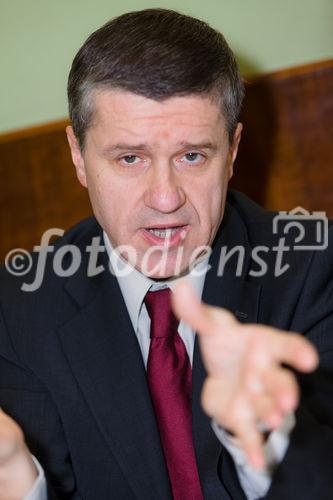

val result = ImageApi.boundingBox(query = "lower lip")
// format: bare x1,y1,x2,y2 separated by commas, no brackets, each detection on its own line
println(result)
140,226,189,247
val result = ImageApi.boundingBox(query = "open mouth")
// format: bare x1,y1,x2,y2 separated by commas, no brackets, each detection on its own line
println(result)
141,225,189,245
147,227,182,238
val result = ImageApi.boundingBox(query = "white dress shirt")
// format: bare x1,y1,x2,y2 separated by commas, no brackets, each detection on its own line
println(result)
23,456,46,500
23,232,294,500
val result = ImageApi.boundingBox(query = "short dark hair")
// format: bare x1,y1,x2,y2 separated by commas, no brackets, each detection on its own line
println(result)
68,8,244,149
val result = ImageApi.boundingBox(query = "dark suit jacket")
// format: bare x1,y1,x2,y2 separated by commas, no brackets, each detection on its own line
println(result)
0,191,333,500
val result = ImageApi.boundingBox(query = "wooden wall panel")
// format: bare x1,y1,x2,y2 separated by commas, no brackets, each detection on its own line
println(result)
232,60,333,212
0,124,91,261
0,59,332,262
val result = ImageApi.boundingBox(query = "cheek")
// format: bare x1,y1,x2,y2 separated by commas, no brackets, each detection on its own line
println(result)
85,173,122,224
210,165,229,213
208,191,225,230
87,175,143,242
197,183,227,244
202,180,226,222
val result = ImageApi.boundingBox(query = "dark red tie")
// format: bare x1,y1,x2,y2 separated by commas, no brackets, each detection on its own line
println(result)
145,288,203,500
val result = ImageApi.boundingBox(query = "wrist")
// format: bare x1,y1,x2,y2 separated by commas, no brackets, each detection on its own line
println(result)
0,444,38,500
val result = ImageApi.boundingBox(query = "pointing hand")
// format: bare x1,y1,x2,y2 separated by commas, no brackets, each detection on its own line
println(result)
172,281,318,469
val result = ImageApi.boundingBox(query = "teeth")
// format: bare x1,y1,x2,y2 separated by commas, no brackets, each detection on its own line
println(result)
148,228,179,238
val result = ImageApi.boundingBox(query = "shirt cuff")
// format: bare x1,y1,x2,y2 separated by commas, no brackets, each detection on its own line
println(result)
23,455,47,500
212,413,296,500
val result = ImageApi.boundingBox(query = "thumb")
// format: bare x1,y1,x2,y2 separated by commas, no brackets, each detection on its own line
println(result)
172,280,235,337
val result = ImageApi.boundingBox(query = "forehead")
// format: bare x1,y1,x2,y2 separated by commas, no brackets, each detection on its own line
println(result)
89,89,227,145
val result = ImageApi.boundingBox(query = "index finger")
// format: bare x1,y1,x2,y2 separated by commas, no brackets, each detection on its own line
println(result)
172,280,236,336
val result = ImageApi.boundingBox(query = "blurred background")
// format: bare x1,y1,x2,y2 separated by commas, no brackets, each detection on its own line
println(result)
0,0,332,260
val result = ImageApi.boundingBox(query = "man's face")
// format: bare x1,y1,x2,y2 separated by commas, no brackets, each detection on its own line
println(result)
67,89,242,278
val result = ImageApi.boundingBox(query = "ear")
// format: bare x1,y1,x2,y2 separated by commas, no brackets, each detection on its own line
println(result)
66,126,88,188
227,122,243,180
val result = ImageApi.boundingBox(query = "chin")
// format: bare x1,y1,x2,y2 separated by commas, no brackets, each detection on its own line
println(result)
137,256,189,280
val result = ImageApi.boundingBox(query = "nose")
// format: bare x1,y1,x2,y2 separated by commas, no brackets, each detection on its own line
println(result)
144,162,186,213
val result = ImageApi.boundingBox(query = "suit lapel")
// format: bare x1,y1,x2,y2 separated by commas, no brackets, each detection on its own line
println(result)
58,255,171,499
192,201,262,499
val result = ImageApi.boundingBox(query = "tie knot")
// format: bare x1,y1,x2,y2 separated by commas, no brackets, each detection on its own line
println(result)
145,288,179,338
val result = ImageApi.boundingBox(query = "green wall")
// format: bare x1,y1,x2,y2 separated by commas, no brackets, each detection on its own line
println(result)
1,0,332,133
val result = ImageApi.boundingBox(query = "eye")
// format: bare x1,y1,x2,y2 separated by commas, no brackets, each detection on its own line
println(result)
119,155,141,165
179,152,205,166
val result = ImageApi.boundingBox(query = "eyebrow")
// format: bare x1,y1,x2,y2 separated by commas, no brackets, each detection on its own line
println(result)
102,143,149,155
178,141,217,152
101,141,217,156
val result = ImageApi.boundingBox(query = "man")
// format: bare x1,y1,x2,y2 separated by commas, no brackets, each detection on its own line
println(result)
0,8,332,500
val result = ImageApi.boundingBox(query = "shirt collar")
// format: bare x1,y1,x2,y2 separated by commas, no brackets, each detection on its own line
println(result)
103,231,209,332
